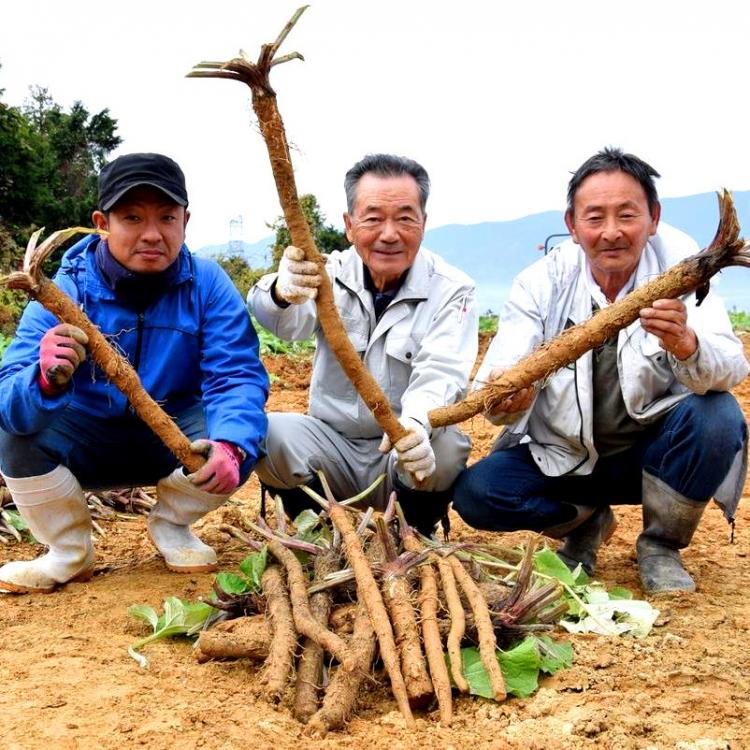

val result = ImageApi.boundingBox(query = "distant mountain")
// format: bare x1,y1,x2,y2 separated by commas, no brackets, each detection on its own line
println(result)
423,190,750,314
194,235,274,269
195,190,750,313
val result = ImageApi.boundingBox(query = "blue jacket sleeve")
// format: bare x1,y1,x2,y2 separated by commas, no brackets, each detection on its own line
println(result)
0,298,75,435
198,262,269,469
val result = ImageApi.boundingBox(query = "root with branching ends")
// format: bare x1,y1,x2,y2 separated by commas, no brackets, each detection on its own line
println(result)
324,498,415,727
305,599,378,737
264,537,354,671
429,190,750,428
1,227,204,472
447,555,506,701
187,6,409,451
258,564,296,702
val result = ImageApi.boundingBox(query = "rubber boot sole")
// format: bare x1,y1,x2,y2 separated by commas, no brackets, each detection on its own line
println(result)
0,566,95,594
147,527,219,574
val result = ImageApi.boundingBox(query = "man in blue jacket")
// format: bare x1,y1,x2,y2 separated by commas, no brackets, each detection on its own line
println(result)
0,153,269,593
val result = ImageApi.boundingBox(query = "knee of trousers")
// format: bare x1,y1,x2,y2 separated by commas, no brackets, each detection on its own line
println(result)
671,392,747,448
255,413,322,489
0,428,55,478
420,427,471,492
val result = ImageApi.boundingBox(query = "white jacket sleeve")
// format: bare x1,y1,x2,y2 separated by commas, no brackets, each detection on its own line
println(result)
400,285,478,429
247,272,320,341
669,292,749,392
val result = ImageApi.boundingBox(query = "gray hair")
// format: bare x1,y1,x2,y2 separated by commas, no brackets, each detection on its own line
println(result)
344,154,430,214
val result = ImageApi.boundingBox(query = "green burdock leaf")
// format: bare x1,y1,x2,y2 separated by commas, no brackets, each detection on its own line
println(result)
533,548,577,586
216,572,251,595
238,546,267,591
458,636,565,700
536,634,573,674
293,509,320,537
127,597,216,668
498,637,542,698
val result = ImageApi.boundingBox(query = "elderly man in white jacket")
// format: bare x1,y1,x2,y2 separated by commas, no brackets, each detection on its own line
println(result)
248,154,477,534
453,147,748,593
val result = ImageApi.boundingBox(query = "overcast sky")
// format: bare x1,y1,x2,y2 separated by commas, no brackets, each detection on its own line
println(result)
2,0,749,250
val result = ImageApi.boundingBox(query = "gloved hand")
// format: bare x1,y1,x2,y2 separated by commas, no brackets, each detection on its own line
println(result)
38,324,89,394
274,245,322,305
187,440,243,495
378,417,436,482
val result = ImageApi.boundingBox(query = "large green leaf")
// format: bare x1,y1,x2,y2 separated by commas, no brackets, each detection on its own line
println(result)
238,546,268,591
215,572,251,596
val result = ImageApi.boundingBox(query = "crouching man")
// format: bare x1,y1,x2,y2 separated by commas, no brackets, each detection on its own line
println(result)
0,152,269,593
248,154,477,534
453,147,748,593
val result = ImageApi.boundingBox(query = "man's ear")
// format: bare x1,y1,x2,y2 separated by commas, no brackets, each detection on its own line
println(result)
564,209,579,244
343,213,354,244
92,210,108,232
649,201,661,236
184,209,191,229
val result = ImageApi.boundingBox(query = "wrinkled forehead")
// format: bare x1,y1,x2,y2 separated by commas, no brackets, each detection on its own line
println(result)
352,173,423,213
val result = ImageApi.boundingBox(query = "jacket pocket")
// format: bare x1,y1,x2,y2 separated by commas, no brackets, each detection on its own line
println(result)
384,334,418,404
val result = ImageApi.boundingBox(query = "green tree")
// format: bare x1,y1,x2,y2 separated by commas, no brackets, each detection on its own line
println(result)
268,193,348,270
216,254,264,301
0,67,121,333
0,81,121,247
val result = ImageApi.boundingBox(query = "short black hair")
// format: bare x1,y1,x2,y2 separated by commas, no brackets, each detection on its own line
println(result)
567,147,661,216
344,154,430,213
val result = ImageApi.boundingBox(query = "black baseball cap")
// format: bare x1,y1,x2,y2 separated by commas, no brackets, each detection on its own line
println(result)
98,152,188,211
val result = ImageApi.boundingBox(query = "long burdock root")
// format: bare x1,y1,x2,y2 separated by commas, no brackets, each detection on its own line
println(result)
430,189,750,428
305,599,378,738
377,517,432,710
435,554,469,694
381,564,433,709
258,564,296,703
293,547,340,723
187,7,410,451
195,615,270,663
448,555,507,701
264,537,354,671
2,228,203,472
401,529,453,724
326,500,415,728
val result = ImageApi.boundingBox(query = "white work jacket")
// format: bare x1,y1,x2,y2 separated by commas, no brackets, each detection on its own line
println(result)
249,246,478,439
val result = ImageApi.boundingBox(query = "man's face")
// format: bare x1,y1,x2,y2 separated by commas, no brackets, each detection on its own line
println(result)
343,173,426,291
92,185,189,274
565,170,659,284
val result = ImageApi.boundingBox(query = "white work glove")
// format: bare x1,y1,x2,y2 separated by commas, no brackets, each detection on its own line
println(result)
274,245,322,305
378,417,436,483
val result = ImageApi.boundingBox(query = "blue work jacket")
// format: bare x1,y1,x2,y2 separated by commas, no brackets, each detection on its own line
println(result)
0,235,269,470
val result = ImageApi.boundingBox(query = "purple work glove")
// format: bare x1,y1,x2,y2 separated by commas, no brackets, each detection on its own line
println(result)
187,439,243,495
38,324,89,395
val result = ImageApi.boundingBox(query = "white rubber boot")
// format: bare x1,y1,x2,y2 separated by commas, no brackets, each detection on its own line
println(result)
148,468,228,573
0,466,94,594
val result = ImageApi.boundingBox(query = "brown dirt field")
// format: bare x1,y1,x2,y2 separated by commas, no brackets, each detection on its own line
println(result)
1,337,749,750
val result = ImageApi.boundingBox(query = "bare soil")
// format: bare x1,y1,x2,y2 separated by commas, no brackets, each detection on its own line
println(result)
1,339,749,750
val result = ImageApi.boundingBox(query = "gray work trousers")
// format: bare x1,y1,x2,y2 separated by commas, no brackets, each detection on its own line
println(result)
256,412,471,510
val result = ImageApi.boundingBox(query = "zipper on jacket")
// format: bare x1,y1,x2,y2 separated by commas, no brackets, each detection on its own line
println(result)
126,313,145,416
562,358,590,476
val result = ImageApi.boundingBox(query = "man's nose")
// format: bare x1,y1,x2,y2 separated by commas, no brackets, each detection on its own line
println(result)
379,219,399,242
601,217,622,242
140,217,162,242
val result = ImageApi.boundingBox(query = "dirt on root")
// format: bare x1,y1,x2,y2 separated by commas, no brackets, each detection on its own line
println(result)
1,337,749,750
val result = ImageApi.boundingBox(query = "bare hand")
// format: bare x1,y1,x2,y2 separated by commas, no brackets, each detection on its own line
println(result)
639,299,698,360
487,371,535,417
